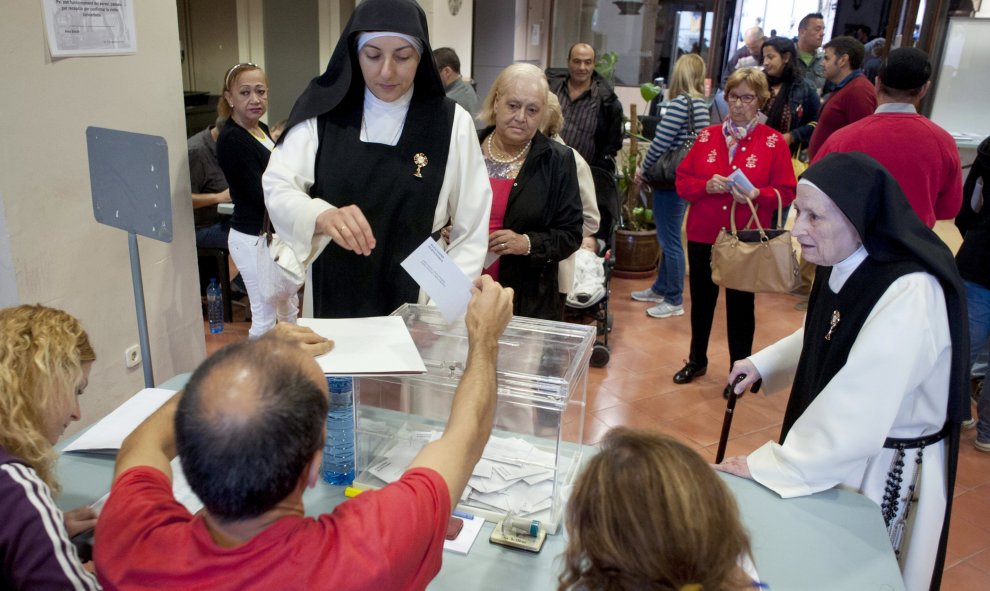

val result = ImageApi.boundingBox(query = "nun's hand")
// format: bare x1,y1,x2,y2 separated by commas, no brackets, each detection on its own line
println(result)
712,455,753,479
730,184,759,204
728,359,761,395
317,205,376,256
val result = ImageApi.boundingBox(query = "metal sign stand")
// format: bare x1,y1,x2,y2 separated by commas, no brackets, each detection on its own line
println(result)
86,127,173,388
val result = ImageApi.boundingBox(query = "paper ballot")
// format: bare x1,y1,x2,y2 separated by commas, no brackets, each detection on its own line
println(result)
298,316,426,375
63,388,176,453
400,238,474,323
367,432,555,517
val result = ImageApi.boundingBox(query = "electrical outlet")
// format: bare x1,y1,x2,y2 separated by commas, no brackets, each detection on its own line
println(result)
125,344,142,368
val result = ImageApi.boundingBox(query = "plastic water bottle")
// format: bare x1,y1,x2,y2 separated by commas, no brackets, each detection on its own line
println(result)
322,376,355,485
207,278,224,334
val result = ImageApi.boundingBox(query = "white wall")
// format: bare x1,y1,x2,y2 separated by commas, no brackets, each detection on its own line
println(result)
182,0,240,93
0,0,206,436
422,0,475,79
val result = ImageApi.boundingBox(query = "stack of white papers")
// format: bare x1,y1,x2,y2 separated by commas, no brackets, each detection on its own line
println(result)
365,431,556,517
465,436,556,515
63,388,176,453
297,316,426,375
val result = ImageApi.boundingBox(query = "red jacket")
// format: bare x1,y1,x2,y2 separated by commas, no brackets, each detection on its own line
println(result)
807,73,877,160
676,123,797,244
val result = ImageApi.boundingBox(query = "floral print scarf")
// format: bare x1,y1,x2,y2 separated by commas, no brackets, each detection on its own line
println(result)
722,117,759,161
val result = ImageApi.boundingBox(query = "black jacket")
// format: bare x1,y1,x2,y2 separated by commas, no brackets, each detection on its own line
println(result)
479,128,583,320
546,68,623,171
956,135,990,289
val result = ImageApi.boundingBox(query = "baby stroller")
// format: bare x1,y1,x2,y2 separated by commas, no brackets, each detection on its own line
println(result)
565,165,621,367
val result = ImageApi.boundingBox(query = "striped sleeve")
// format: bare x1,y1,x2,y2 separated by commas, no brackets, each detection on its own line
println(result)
0,463,100,590
642,97,712,171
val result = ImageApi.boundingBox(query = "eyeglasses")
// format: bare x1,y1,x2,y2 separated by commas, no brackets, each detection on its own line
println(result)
225,62,259,88
726,94,758,104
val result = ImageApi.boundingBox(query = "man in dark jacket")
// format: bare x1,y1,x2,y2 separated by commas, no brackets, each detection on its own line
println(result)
956,135,990,451
546,42,623,172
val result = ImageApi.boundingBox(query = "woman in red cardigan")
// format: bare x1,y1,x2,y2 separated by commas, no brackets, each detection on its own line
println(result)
672,67,796,384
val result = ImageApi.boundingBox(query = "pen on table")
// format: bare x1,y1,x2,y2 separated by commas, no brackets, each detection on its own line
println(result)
452,510,475,520
344,487,364,498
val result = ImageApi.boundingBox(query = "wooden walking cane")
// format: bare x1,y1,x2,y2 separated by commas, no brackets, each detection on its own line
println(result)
715,374,761,464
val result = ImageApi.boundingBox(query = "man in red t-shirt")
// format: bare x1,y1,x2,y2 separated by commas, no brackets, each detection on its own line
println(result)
94,277,513,591
813,47,963,227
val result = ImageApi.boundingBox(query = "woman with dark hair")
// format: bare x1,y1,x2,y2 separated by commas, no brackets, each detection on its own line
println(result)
263,0,491,318
560,427,761,591
760,37,820,148
718,153,970,591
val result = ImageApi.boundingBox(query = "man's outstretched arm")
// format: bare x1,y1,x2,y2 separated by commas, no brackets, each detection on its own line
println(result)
406,276,514,507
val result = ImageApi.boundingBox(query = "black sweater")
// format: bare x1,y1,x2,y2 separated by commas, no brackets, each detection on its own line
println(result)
216,119,272,235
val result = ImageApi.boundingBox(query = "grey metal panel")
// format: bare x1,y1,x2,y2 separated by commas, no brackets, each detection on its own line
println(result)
86,127,173,243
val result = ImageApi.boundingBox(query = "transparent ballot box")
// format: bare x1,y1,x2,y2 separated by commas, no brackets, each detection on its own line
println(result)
354,304,595,533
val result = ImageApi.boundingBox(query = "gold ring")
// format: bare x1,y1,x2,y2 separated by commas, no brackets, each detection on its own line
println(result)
339,226,347,233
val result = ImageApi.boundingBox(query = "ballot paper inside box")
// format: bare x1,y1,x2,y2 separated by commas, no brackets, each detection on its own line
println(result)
354,304,594,534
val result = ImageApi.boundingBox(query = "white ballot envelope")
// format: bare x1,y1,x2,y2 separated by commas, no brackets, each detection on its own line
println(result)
727,168,756,195
401,237,474,323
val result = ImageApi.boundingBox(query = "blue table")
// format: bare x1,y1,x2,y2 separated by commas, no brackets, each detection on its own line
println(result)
56,375,904,590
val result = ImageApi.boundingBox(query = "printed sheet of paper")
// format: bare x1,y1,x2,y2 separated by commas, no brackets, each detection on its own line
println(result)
298,316,426,375
43,0,138,57
63,388,176,453
400,237,474,323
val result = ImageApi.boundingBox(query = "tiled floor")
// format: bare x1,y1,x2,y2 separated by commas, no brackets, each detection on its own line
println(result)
204,275,990,586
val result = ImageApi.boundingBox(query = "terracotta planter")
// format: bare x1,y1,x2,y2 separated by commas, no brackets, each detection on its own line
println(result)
614,228,660,278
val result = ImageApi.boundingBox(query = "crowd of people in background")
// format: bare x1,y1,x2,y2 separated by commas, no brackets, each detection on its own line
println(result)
3,1,987,590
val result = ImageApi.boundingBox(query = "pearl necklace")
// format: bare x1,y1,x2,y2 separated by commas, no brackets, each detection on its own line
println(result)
486,133,530,164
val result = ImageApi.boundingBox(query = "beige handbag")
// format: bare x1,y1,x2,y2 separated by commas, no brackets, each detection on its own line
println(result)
710,190,800,293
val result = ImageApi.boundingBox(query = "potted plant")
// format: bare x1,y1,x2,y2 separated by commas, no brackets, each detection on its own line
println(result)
613,87,663,276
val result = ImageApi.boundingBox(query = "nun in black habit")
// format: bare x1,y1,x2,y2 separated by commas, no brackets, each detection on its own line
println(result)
263,0,491,318
715,152,969,591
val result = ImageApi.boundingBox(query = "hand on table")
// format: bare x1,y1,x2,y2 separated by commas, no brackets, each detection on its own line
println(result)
488,229,528,256
316,205,376,256
272,323,334,357
712,455,753,479
63,505,98,538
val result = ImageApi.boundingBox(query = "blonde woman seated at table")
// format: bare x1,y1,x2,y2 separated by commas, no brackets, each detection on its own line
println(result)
559,427,765,591
0,305,99,589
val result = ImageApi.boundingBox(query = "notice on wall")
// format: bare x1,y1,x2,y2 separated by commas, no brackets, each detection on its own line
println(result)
43,0,137,57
